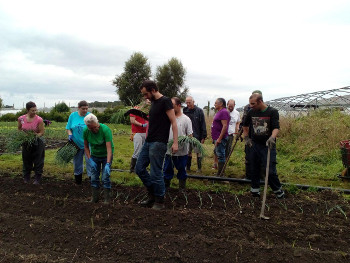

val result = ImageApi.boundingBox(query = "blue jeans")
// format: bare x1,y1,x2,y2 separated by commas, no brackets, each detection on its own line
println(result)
163,155,188,181
135,141,167,197
90,155,113,189
214,137,228,163
248,142,282,192
73,149,92,177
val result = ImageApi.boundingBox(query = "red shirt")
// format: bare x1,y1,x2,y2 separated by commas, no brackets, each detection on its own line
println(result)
130,114,147,133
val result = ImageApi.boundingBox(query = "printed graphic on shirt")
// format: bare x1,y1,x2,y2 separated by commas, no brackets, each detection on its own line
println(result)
252,117,270,136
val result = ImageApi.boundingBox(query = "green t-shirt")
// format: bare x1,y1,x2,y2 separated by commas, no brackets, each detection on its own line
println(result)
83,123,114,157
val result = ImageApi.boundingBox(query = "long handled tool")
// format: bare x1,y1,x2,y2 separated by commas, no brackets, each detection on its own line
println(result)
218,129,243,177
259,147,271,220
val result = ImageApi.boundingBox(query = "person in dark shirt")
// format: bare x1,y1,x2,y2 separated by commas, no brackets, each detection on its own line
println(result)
135,80,178,210
183,96,207,173
243,93,285,199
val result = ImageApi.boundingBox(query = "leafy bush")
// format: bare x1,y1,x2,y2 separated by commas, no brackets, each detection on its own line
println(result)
0,113,17,122
52,102,70,113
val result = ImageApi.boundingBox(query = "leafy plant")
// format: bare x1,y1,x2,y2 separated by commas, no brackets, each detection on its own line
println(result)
55,141,79,165
6,130,37,152
168,136,205,156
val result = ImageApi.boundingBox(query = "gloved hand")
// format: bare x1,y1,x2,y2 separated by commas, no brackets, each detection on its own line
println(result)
141,123,148,128
104,163,111,176
244,136,253,147
88,158,97,171
68,135,73,141
266,136,276,149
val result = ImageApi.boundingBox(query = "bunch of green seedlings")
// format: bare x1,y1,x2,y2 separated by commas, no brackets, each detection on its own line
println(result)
168,136,205,156
6,130,38,152
55,141,79,165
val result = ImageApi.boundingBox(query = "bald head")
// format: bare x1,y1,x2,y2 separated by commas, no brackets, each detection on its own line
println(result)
227,99,236,112
185,96,195,109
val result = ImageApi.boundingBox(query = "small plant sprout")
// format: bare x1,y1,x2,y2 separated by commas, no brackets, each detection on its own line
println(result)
207,193,213,209
90,217,94,229
235,195,242,214
183,192,188,209
197,191,202,209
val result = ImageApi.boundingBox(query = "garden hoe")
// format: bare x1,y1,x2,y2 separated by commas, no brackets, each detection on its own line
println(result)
219,129,243,177
259,147,271,220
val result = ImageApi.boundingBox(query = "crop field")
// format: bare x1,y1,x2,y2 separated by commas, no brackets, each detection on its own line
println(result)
1,113,350,262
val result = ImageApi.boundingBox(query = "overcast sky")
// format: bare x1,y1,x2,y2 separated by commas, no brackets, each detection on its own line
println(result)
0,0,349,109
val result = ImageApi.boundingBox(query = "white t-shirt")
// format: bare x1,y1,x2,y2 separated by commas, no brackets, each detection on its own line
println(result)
228,109,241,135
168,114,193,156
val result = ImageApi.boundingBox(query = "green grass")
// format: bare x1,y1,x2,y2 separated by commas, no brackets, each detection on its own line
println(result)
1,110,350,192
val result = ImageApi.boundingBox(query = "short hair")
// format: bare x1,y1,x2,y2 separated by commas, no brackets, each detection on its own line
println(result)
217,98,226,108
252,90,262,95
185,96,194,102
140,80,158,92
84,113,99,125
249,93,263,102
78,100,88,108
172,97,181,106
26,101,36,111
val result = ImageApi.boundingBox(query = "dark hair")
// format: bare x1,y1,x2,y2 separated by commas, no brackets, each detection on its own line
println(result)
26,101,36,111
172,97,181,106
140,80,158,92
78,100,89,108
249,93,264,102
217,98,226,108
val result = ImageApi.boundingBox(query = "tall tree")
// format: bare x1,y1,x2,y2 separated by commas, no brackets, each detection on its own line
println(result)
0,96,3,109
155,57,188,102
112,52,152,106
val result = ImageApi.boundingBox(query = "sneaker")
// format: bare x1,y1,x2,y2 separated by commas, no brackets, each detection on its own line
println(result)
275,190,285,199
251,191,260,198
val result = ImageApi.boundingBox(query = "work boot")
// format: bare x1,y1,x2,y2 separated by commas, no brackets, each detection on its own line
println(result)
196,157,202,173
140,189,155,207
104,188,111,204
186,156,192,171
33,174,42,185
179,179,186,193
130,158,137,173
164,178,171,189
152,196,165,210
217,162,224,176
90,187,99,203
74,174,82,185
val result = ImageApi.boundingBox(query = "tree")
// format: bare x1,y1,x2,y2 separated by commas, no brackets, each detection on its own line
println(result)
52,102,70,113
112,52,152,106
0,96,3,108
155,57,188,102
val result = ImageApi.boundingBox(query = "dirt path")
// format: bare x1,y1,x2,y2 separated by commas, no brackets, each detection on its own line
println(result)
0,175,350,262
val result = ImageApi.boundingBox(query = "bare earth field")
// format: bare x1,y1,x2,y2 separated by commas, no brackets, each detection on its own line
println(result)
0,174,350,263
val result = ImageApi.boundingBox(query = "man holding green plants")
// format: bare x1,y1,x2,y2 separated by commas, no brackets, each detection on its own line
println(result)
83,114,114,204
243,93,284,198
66,100,91,184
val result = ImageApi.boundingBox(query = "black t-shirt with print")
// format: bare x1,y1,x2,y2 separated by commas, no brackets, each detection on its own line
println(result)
146,96,173,144
243,106,279,145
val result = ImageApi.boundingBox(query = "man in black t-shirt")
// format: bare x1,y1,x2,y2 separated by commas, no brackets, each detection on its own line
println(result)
243,93,285,199
135,80,178,210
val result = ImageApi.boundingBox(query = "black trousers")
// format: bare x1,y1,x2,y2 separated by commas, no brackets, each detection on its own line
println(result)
22,138,45,178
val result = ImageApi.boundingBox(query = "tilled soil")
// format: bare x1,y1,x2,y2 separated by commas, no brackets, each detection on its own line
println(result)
0,175,350,263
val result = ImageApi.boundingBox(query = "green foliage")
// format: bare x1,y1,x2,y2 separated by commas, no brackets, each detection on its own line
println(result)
0,113,17,122
112,52,152,106
168,136,205,156
95,106,124,123
6,130,38,152
155,57,188,101
52,102,70,113
0,96,3,108
55,141,79,165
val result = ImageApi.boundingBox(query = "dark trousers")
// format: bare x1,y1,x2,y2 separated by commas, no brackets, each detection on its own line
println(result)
163,155,188,181
225,134,234,159
248,142,282,192
22,138,45,178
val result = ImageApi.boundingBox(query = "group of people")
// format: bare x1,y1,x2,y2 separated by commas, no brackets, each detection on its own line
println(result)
18,80,284,210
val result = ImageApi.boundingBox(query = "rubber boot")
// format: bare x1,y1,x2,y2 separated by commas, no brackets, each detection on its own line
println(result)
196,157,202,173
164,178,171,189
186,156,192,172
33,174,42,185
152,196,165,210
130,158,137,173
217,162,224,177
90,187,99,203
179,179,186,193
75,174,82,185
104,188,111,204
140,188,155,207
23,174,30,184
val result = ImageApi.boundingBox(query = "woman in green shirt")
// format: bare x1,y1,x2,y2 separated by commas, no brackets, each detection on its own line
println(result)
83,114,114,204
